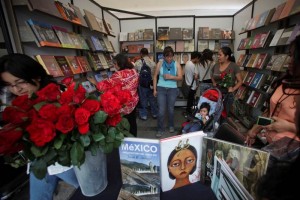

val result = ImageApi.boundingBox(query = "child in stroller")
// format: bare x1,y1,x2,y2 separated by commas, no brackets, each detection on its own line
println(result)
181,88,223,135
182,102,210,133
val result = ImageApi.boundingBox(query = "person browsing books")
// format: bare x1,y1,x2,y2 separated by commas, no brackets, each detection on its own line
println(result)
134,48,158,121
211,46,243,118
198,49,215,95
0,54,79,200
153,46,182,137
88,54,139,136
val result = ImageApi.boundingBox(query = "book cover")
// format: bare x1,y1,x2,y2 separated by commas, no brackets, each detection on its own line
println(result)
143,29,154,40
97,53,109,69
270,2,286,22
245,37,254,49
182,28,193,40
242,54,252,68
276,26,295,46
184,40,194,52
254,53,269,69
26,19,61,47
246,54,259,68
98,38,108,51
250,33,262,49
67,32,82,49
202,137,269,198
27,0,61,18
96,18,108,34
270,54,288,71
249,73,264,88
81,80,96,93
83,9,101,32
54,56,73,77
243,72,256,86
35,55,64,77
160,131,206,192
202,27,210,39
211,156,253,200
119,32,128,42
103,19,115,36
102,36,114,52
175,41,185,52
278,0,296,20
198,40,209,52
287,24,300,44
52,25,74,48
157,27,169,40
289,0,300,15
119,137,160,199
180,53,190,64
90,36,104,51
169,28,182,40
235,86,246,100
269,29,285,46
65,56,83,74
91,54,103,70
75,56,92,72
76,34,89,50
236,54,246,67
54,1,81,25
249,15,260,30
68,3,88,27
255,8,275,28
222,30,234,39
256,31,271,48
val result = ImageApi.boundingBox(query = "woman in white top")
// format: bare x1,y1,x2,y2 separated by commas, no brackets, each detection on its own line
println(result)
197,49,214,95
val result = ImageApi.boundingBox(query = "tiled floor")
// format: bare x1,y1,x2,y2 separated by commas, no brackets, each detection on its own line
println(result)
7,107,187,200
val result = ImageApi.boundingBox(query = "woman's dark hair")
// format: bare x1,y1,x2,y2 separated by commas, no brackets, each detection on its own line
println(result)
0,53,56,93
220,46,235,63
191,51,201,60
113,53,134,70
167,144,198,180
200,49,214,67
200,102,211,114
163,46,174,57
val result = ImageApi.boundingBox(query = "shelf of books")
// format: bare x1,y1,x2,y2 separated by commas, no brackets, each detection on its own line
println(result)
197,27,234,53
9,0,117,94
232,0,300,129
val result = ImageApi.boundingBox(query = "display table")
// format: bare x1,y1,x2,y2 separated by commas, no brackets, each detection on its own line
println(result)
70,148,122,200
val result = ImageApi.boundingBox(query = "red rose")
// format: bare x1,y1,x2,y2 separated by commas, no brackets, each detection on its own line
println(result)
74,108,90,125
56,114,75,134
38,104,58,122
56,104,74,116
28,109,38,121
0,125,24,154
11,95,32,111
26,118,56,147
117,90,132,105
97,81,112,92
2,107,28,124
78,123,89,134
73,85,86,104
101,92,122,116
59,90,74,105
61,77,74,87
220,72,226,79
81,99,101,114
106,114,121,126
36,83,61,102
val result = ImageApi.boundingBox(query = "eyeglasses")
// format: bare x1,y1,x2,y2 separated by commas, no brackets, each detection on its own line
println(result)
282,79,300,95
6,81,28,90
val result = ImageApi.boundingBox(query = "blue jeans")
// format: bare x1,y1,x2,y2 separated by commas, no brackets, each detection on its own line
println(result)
30,169,79,200
138,86,158,118
182,122,202,133
157,86,179,132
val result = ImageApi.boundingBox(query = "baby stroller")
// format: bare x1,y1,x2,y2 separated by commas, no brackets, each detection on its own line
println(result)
181,87,224,136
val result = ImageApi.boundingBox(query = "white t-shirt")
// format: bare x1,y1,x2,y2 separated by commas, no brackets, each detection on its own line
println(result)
184,60,198,90
197,60,214,81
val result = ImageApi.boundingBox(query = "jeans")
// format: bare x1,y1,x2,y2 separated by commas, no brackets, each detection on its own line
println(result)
30,169,79,200
182,122,202,133
186,88,196,114
223,92,235,117
138,86,158,118
157,86,179,132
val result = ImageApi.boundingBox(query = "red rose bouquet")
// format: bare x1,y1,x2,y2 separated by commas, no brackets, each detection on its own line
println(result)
219,70,235,88
0,79,132,179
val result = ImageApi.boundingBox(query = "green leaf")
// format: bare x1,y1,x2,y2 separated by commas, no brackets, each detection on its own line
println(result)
79,134,91,147
114,140,122,148
115,132,124,141
70,142,85,167
42,148,57,163
33,101,47,111
92,133,105,142
120,118,130,130
93,110,108,124
30,146,49,157
106,127,116,143
89,144,98,155
102,143,113,153
31,159,48,179
54,134,65,149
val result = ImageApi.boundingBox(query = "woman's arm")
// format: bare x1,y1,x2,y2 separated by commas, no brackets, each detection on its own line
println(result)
228,72,243,93
264,116,297,133
163,62,183,81
153,62,161,97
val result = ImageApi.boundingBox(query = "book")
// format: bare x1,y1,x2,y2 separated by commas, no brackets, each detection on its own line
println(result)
65,56,83,74
254,53,269,69
201,137,269,198
157,27,169,40
97,53,109,69
169,28,182,40
256,31,271,48
270,2,286,22
35,55,64,77
198,40,209,52
289,0,300,15
103,19,115,36
287,24,300,44
236,54,246,67
175,41,184,52
96,18,108,34
119,32,128,42
67,32,82,49
245,37,254,49
27,0,61,18
83,9,101,32
54,1,81,25
235,85,247,99
143,29,154,40
81,80,96,93
102,36,114,52
242,54,252,68
255,8,276,28
184,40,194,52
202,27,210,39
243,72,256,86
26,19,61,47
246,90,255,105
68,3,88,27
222,29,234,39
270,54,288,71
160,131,206,192
182,28,193,40
119,137,160,200
246,54,259,68
90,36,105,51
180,53,190,64
75,56,92,72
276,26,295,46
54,56,73,77
76,34,89,50
278,0,296,20
269,29,285,46
249,73,264,88
52,25,74,48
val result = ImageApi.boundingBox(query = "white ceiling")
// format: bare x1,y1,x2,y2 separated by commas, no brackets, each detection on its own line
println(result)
94,0,253,18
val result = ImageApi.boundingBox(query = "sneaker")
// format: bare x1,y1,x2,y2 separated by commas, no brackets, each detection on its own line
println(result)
156,131,163,138
169,127,175,133
140,116,147,120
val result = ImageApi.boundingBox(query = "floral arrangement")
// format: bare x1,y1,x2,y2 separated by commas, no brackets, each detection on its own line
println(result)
218,70,235,88
0,78,132,179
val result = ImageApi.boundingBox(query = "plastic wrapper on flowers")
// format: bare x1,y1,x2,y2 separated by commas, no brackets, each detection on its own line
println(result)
0,79,133,179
